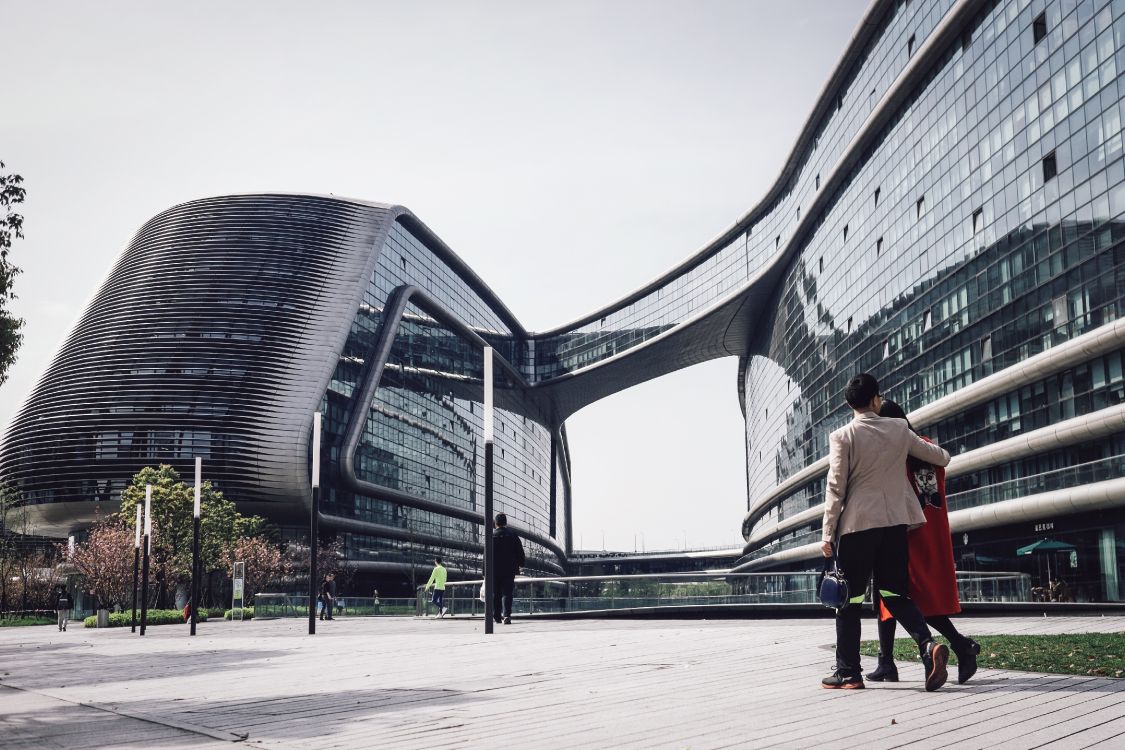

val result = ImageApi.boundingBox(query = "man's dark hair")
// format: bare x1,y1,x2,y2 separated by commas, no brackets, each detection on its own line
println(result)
495,513,507,527
434,557,443,565
844,373,880,409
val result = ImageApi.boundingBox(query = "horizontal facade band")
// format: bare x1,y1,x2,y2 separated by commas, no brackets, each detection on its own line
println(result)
734,476,1125,573
743,317,1125,539
746,401,1125,550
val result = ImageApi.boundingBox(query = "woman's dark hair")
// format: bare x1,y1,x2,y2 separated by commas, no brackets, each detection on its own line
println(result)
880,398,926,474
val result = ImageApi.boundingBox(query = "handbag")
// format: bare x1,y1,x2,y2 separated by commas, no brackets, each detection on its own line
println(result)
818,555,850,610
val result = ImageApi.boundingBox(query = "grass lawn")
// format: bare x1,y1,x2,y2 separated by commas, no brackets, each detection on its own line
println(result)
0,616,56,627
861,633,1125,678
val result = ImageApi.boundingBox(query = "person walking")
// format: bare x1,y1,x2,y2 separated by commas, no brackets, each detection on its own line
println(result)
492,513,525,625
820,373,954,691
424,557,449,617
319,572,336,621
55,587,72,632
867,399,981,685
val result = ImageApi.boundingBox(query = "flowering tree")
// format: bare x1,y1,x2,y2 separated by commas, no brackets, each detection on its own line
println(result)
225,537,287,604
281,537,356,592
117,464,267,605
70,521,137,610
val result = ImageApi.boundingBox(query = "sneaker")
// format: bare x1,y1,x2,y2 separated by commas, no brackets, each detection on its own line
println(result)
438,608,445,619
494,617,503,624
821,670,864,690
866,659,899,682
503,616,511,624
921,640,949,692
956,639,981,684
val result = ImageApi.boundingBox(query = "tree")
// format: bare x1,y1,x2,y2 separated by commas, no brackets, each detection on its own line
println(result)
70,520,136,610
226,537,286,604
116,465,268,606
0,481,31,613
282,537,356,592
0,161,26,386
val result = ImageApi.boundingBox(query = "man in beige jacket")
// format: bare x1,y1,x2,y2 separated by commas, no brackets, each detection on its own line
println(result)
820,373,953,691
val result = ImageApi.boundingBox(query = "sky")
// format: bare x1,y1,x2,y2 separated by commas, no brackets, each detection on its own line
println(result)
2,0,868,552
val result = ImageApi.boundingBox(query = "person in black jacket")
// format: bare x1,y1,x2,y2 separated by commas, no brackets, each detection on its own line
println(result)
55,586,73,632
492,513,525,624
319,573,337,621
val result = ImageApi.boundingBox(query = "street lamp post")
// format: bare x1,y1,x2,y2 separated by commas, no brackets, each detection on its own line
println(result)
140,484,152,636
483,346,494,636
308,412,321,636
131,504,141,633
190,457,202,636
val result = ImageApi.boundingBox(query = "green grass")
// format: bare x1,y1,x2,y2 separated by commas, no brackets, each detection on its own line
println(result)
0,616,56,627
861,633,1125,678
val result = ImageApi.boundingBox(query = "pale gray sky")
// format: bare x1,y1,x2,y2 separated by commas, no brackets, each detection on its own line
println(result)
2,0,867,551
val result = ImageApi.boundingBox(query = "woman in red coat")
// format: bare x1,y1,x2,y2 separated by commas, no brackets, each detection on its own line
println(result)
867,399,980,685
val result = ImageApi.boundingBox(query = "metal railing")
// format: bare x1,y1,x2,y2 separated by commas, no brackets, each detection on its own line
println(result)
254,570,1033,619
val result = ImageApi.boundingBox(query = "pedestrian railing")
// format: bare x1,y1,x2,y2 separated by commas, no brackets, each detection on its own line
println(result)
255,570,1032,620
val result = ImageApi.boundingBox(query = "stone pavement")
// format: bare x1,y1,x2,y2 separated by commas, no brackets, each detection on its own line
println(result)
1,614,1124,749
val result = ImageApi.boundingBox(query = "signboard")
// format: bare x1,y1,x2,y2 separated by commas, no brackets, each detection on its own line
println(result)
232,561,245,621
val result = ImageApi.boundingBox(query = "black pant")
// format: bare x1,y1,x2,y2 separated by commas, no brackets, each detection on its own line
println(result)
834,525,932,676
492,575,515,620
876,609,971,658
432,590,444,612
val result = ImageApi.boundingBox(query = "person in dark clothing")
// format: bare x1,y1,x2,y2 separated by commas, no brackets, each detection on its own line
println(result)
55,587,72,632
492,513,525,624
319,573,337,621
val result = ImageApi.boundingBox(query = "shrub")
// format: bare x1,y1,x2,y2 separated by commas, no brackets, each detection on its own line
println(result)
0,616,56,627
206,607,226,618
83,609,209,628
224,607,254,620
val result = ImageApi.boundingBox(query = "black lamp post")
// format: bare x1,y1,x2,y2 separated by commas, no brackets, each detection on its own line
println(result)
308,412,321,636
483,346,494,636
130,504,140,633
140,484,152,636
191,456,201,636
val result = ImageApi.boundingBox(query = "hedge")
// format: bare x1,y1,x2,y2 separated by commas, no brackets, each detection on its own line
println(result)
83,609,209,628
224,607,254,620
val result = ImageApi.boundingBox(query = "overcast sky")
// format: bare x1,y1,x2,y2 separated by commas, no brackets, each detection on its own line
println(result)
2,0,867,552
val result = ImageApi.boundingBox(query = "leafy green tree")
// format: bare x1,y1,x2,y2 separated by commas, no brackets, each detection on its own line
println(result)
116,465,268,603
0,161,26,386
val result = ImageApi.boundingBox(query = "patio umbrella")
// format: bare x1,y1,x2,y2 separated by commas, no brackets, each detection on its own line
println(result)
1016,538,1076,582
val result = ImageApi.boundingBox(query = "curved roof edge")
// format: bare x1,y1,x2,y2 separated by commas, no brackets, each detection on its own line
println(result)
531,0,894,338
156,192,532,339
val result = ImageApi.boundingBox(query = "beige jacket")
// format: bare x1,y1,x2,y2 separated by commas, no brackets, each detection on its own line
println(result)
821,412,951,543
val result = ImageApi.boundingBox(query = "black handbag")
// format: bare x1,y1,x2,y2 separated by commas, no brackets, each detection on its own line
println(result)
818,555,849,610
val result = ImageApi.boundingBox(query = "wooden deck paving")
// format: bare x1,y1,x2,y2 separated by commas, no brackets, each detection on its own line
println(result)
1,614,1123,749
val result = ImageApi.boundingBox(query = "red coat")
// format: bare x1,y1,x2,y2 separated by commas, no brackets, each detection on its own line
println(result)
880,436,960,619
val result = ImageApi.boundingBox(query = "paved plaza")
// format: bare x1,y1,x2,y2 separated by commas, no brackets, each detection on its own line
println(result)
1,614,1124,749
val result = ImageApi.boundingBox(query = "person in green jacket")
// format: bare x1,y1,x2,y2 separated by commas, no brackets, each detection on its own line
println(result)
424,558,448,617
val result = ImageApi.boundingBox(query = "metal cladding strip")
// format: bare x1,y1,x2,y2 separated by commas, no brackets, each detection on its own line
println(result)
948,477,1125,533
735,477,1125,573
336,284,567,565
745,402,1125,549
528,0,988,418
741,317,1125,541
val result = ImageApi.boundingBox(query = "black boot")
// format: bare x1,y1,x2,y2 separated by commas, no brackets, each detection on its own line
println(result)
954,639,981,684
866,656,899,682
921,639,949,692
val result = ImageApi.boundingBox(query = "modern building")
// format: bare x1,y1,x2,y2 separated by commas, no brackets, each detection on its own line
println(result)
3,0,1125,598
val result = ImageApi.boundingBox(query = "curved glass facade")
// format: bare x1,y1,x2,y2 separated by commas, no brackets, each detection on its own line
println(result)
741,0,1125,602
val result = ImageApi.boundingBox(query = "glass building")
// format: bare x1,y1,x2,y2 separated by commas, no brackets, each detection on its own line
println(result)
3,0,1125,599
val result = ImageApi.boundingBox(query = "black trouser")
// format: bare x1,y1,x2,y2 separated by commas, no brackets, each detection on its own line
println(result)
834,525,932,676
876,608,971,659
492,575,515,620
432,589,444,612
